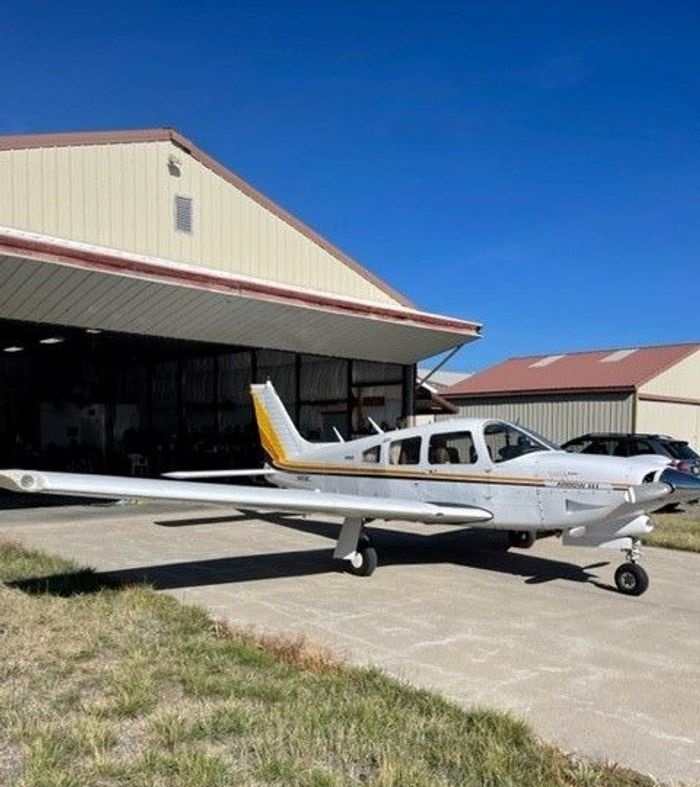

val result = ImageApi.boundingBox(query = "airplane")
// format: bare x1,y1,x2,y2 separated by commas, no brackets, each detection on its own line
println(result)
1,381,699,597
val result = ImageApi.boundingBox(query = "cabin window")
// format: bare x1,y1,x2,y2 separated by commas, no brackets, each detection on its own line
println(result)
388,436,421,465
484,422,550,463
429,431,477,464
362,445,381,463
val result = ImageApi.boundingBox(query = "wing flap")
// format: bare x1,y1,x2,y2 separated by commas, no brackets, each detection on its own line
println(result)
161,469,275,480
0,469,492,525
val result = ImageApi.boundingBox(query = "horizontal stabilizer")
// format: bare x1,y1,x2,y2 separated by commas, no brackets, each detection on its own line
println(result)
0,469,493,526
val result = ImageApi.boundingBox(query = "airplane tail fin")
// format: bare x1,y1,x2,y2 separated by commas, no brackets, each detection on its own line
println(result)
250,381,309,463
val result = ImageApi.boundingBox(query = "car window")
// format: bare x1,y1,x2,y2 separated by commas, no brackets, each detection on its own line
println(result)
629,440,654,456
665,441,699,461
563,438,590,453
580,439,613,456
612,439,629,457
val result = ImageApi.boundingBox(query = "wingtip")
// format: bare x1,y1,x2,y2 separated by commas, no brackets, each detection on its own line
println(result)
0,469,45,493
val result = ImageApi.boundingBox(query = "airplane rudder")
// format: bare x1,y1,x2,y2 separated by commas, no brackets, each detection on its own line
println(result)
250,381,306,462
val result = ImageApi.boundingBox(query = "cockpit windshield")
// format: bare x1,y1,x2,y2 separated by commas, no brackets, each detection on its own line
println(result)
483,422,557,463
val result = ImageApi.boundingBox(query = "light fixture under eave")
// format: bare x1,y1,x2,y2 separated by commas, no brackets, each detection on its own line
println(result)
39,337,65,345
86,328,102,335
3,346,24,353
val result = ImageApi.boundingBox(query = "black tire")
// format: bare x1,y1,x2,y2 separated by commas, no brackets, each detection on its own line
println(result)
346,544,378,577
614,563,649,596
507,530,536,549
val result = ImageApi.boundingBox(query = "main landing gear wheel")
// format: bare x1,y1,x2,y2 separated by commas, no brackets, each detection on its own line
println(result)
347,541,378,577
614,563,649,596
507,530,536,549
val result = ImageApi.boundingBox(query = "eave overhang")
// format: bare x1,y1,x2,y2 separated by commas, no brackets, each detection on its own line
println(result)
0,227,481,365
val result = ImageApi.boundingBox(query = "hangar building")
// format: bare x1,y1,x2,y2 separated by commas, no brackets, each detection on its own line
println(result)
443,343,700,447
0,129,480,475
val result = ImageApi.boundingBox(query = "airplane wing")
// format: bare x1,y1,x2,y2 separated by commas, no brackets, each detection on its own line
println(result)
0,469,492,525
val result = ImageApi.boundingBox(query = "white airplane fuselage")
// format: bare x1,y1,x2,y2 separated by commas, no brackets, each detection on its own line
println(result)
266,417,669,541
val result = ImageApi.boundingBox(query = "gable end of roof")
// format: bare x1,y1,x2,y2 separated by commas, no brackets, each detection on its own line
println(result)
0,128,414,308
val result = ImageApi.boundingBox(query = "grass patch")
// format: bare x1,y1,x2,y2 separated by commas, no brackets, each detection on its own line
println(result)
0,537,664,786
646,510,700,552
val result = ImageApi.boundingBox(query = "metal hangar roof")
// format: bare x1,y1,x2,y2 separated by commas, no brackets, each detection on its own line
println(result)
443,344,700,398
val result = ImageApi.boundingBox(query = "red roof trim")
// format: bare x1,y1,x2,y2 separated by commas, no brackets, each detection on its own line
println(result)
0,230,481,336
444,386,634,399
0,129,168,150
0,128,413,308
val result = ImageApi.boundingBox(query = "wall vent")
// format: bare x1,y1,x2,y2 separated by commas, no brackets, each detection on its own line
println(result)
175,195,193,233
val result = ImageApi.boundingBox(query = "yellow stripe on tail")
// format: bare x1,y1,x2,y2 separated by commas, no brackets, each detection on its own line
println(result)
250,382,308,463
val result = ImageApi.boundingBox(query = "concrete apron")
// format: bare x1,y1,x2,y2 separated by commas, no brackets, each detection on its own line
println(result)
1,500,698,784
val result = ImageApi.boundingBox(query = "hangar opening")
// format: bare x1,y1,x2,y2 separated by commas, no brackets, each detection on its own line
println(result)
0,318,410,475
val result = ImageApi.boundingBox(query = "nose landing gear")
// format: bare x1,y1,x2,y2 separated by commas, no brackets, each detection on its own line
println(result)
614,543,649,596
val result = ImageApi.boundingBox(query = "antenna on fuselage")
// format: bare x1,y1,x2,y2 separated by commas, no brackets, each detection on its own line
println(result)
367,417,384,435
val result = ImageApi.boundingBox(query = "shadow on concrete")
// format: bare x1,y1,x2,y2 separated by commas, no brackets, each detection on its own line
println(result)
154,512,252,527
9,511,612,596
114,527,609,591
0,490,110,509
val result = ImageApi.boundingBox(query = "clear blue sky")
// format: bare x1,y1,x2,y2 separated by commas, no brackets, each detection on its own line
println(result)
2,1,698,372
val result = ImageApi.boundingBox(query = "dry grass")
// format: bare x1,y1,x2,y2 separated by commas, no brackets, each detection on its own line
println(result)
214,620,343,674
646,509,700,552
0,538,665,787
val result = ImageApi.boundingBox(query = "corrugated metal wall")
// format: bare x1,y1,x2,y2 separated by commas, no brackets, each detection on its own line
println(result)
0,141,398,305
445,393,634,444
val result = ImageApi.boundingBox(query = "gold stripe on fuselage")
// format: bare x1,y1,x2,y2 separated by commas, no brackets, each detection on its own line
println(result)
252,391,630,491
271,458,630,491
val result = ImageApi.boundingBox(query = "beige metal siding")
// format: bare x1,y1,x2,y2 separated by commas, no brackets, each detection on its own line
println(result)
638,348,700,399
635,348,700,447
445,394,634,444
0,141,399,305
636,399,700,449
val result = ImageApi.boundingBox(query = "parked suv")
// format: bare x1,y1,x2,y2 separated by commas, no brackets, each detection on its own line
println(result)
562,433,700,476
